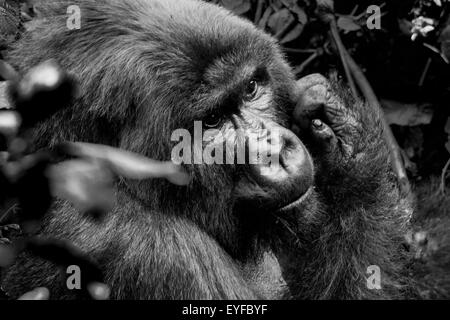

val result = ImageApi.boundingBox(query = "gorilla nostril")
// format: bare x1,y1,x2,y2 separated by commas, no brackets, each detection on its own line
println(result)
245,126,315,209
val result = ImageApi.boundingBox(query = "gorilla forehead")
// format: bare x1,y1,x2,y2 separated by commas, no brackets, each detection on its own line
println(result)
70,0,279,83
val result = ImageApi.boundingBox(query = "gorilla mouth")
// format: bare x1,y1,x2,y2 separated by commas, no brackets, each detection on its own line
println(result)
277,186,314,212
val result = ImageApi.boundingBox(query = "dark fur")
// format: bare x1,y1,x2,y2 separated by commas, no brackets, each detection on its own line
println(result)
2,0,414,299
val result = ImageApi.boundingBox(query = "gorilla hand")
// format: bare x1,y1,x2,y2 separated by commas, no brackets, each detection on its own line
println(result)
292,73,391,202
293,74,368,162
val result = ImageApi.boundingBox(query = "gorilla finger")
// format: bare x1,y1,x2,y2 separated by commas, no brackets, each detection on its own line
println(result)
0,110,21,137
18,287,50,300
0,60,19,82
311,119,337,153
58,142,191,185
293,83,328,131
294,73,329,96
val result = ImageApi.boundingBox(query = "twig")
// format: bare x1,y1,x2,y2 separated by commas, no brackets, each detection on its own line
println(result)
0,203,19,224
254,0,264,24
284,48,318,54
274,19,295,40
293,50,320,75
329,18,358,98
439,157,450,195
345,51,411,195
418,57,432,87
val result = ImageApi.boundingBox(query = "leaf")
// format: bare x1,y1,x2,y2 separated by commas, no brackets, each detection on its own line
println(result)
337,16,361,33
280,23,304,44
439,26,450,62
268,8,294,35
220,0,251,15
398,19,413,36
280,0,308,24
258,6,273,29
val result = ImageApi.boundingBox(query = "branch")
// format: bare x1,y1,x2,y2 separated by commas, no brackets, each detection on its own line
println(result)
293,50,320,75
329,18,358,97
439,157,450,195
254,0,264,24
345,51,411,195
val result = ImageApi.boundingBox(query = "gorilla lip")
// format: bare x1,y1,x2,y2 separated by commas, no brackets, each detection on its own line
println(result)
276,186,313,212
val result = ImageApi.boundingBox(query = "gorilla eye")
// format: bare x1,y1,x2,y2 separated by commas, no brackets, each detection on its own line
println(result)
244,80,259,101
204,112,222,128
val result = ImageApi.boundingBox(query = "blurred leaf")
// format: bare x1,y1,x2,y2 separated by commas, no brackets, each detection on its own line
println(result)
381,99,434,126
18,287,50,300
220,0,250,15
0,59,19,81
399,19,413,36
0,110,21,137
280,23,304,44
337,16,361,33
59,142,191,186
8,59,77,127
48,159,115,220
268,8,294,35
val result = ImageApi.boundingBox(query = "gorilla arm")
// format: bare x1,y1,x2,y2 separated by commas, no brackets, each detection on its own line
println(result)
105,197,259,300
278,74,413,299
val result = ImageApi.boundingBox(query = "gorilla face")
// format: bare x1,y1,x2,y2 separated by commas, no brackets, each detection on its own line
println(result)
177,38,315,213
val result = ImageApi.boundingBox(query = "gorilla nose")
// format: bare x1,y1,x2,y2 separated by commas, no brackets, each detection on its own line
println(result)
250,125,314,209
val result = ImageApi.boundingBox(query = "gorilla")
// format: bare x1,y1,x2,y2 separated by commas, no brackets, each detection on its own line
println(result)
1,0,413,299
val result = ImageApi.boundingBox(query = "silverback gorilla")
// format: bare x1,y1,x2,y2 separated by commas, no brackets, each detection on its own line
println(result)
1,0,414,299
